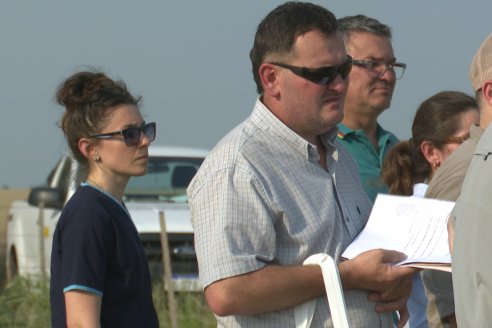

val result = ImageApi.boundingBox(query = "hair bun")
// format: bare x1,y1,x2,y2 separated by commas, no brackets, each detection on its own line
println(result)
56,69,141,165
56,71,109,112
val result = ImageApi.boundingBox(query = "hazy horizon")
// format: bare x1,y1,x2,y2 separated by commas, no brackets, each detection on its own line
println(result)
1,1,490,188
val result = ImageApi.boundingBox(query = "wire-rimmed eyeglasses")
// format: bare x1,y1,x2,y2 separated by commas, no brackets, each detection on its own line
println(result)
352,59,407,80
445,134,470,145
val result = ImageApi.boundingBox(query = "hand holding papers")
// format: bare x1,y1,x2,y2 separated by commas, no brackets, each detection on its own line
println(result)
342,194,454,272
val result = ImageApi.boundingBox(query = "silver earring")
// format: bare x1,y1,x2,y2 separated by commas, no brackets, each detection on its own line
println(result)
93,154,100,162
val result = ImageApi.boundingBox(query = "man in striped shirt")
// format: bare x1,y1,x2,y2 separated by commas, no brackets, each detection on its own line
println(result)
188,2,416,327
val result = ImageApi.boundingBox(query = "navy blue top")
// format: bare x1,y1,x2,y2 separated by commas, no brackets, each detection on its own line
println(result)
50,184,158,327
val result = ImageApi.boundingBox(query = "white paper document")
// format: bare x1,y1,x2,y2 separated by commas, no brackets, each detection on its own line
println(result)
341,194,455,272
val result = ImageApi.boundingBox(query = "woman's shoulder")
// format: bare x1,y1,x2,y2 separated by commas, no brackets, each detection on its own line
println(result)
66,185,112,210
59,186,115,228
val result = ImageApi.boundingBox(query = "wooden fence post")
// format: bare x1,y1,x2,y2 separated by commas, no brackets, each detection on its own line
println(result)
38,202,47,281
159,211,178,328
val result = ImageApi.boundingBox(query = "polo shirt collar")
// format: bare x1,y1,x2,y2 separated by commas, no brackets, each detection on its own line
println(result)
337,122,394,149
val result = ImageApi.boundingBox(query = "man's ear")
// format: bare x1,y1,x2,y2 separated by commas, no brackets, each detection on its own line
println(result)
482,80,492,105
259,63,281,98
420,140,442,168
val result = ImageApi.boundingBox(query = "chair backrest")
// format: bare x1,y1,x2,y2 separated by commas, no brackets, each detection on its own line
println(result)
171,165,197,189
295,253,349,328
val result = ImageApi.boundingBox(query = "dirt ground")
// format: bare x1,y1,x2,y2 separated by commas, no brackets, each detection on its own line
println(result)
0,189,29,282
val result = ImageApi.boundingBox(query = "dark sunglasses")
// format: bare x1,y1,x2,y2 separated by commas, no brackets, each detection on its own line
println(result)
270,55,352,85
88,122,156,146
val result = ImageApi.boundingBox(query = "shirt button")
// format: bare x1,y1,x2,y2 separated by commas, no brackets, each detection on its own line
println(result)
345,216,350,222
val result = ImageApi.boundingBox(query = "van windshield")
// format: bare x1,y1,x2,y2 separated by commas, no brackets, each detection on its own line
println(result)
124,156,204,203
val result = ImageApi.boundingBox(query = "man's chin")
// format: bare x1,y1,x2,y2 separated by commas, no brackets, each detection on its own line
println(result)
373,91,393,104
372,98,392,112
322,109,344,126
335,111,344,124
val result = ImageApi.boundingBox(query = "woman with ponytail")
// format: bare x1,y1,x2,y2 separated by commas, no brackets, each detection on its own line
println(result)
382,91,478,196
381,90,478,328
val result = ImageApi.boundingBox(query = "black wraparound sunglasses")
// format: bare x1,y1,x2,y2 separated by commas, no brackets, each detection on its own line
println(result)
88,122,156,146
270,55,352,85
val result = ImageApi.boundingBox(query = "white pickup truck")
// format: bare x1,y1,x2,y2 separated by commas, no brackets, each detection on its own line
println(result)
6,146,207,291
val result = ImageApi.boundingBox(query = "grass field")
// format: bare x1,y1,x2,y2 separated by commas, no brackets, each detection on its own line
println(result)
0,277,216,327
0,189,29,282
0,189,216,327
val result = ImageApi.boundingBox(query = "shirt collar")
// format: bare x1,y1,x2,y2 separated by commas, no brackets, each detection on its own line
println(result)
81,182,131,219
470,124,484,139
337,122,388,138
251,97,339,162
337,122,395,144
336,123,353,139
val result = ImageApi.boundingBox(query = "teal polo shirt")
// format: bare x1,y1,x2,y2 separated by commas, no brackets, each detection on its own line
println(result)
337,123,399,203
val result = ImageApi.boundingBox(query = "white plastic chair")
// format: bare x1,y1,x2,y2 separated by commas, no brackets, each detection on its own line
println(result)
294,253,349,328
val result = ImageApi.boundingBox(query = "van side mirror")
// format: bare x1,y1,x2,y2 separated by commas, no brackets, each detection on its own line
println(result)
28,187,64,209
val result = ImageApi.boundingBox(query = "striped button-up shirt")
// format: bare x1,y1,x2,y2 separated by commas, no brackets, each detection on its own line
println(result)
188,98,393,327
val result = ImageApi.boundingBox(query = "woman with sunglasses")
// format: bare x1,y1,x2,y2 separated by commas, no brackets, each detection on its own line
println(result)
381,90,478,328
50,70,159,327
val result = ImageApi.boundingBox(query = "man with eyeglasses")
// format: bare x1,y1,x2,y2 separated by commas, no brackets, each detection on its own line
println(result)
336,15,406,204
336,16,429,328
188,2,415,327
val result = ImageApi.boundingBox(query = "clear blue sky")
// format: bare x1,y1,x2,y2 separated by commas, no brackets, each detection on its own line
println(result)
1,1,491,188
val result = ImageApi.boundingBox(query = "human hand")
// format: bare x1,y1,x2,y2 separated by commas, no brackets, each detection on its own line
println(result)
370,293,409,327
339,249,416,310
387,304,409,328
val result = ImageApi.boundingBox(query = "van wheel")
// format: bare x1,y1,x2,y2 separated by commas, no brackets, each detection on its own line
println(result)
7,248,19,281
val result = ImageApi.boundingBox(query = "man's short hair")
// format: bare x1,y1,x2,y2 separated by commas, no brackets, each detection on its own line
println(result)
337,15,392,45
250,1,338,94
469,33,492,92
